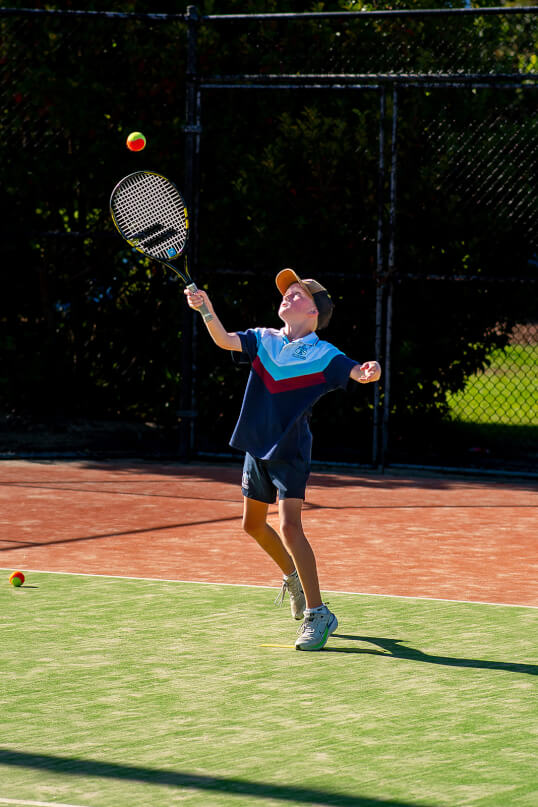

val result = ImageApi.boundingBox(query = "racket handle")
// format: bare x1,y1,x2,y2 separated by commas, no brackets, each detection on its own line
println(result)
187,282,214,322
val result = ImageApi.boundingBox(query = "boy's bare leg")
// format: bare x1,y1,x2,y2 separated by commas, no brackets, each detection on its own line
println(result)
242,497,295,575
278,498,322,610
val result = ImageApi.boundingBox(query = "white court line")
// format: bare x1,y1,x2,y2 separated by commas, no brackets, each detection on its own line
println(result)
0,799,89,807
1,567,536,609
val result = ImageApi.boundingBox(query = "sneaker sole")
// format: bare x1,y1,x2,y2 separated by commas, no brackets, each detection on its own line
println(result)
295,613,338,651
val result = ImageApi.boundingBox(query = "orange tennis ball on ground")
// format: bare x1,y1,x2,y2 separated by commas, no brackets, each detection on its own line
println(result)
9,571,25,587
126,131,146,151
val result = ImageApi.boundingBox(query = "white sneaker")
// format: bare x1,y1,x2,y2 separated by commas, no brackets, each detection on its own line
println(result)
295,605,338,651
274,570,305,620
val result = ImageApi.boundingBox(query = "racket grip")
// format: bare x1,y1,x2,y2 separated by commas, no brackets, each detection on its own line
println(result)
187,283,214,322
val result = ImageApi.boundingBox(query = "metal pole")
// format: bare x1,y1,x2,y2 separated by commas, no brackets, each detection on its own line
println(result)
382,86,398,466
179,5,201,458
373,87,386,468
189,85,202,454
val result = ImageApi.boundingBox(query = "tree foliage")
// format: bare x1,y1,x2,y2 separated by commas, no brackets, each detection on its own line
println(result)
0,1,535,461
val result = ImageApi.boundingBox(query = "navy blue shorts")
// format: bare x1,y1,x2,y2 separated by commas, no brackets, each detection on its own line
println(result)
241,452,310,503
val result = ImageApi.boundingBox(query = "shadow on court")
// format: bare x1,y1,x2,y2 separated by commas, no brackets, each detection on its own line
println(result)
330,635,538,675
0,748,432,807
2,459,536,606
0,513,243,553
75,458,456,490
76,459,538,492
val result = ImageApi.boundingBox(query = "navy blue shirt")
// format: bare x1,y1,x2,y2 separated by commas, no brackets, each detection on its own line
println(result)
229,327,358,462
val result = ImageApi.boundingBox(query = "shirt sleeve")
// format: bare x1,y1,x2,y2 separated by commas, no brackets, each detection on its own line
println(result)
324,353,358,390
231,328,260,365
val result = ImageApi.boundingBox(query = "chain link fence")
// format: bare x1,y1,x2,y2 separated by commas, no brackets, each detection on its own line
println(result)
1,9,191,455
1,6,536,473
385,83,537,472
199,7,537,78
447,320,538,455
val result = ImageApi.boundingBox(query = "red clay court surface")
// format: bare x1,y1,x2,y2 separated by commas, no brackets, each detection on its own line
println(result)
1,459,536,607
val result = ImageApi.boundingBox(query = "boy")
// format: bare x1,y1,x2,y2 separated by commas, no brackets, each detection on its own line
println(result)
185,268,381,650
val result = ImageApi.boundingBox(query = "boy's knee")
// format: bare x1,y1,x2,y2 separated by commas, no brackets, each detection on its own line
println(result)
280,519,304,547
242,515,264,538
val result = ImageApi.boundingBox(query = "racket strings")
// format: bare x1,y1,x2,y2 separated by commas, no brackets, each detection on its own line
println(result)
112,173,188,261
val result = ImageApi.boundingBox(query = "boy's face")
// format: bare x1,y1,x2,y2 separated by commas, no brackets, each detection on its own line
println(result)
278,283,318,328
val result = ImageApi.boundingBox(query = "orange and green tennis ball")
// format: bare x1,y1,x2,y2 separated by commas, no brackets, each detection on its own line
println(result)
9,571,25,587
126,131,146,152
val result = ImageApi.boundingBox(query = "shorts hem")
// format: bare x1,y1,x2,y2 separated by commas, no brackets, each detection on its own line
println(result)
241,488,276,505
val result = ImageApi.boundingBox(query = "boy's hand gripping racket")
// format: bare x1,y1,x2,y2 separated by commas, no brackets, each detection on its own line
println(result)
110,170,213,322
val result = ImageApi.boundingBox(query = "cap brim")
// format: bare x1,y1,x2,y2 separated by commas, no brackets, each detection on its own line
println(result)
275,268,302,296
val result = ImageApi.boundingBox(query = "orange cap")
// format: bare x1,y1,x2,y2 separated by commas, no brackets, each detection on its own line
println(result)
275,268,334,330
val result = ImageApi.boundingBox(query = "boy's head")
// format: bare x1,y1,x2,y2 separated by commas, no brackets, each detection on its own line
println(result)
276,268,334,331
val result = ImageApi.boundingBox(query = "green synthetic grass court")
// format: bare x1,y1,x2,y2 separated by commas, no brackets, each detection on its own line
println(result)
1,572,537,807
447,344,538,426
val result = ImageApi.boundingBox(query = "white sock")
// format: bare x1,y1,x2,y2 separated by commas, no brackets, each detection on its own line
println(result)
283,570,298,581
306,604,328,615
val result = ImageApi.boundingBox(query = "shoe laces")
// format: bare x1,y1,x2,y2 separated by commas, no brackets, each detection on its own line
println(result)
286,574,303,598
274,574,303,608
297,612,320,637
296,604,331,636
274,580,289,608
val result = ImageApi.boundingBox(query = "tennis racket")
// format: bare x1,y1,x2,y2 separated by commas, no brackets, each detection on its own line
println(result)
110,170,213,322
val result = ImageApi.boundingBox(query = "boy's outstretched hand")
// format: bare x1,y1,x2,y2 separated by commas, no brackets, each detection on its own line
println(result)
352,361,382,384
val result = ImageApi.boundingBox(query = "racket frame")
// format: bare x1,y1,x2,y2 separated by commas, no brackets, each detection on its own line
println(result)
110,170,213,322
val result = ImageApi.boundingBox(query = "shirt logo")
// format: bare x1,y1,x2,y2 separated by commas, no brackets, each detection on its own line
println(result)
293,345,310,360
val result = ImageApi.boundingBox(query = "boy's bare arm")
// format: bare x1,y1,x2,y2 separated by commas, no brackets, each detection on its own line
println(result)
350,361,382,384
184,288,242,351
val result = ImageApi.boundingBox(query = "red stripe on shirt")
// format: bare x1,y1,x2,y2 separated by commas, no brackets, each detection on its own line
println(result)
252,356,326,393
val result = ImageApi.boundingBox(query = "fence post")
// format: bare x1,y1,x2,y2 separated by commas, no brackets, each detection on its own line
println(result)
180,4,202,458
373,87,386,468
381,86,398,466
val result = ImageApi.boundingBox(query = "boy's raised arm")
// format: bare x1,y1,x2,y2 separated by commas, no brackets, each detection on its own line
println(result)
184,288,242,352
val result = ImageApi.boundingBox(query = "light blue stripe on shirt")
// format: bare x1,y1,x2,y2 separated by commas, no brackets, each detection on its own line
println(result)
256,334,342,381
